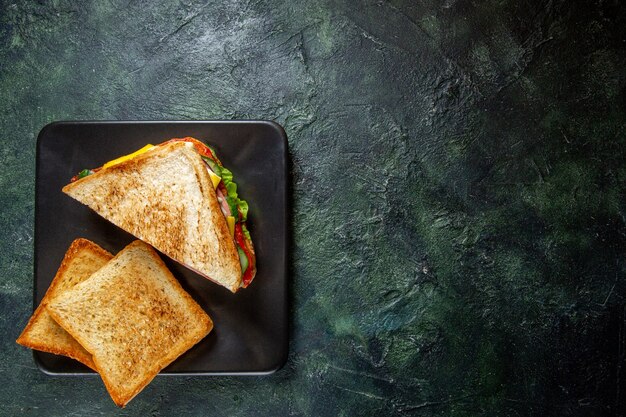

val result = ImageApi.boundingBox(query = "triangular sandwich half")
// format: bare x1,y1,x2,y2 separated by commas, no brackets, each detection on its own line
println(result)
62,139,256,293
46,240,213,407
16,238,112,370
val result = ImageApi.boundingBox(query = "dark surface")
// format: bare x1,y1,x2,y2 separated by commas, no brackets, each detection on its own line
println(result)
1,0,626,415
35,121,288,375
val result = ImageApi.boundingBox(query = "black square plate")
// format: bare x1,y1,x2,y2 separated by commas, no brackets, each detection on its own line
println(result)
34,121,288,375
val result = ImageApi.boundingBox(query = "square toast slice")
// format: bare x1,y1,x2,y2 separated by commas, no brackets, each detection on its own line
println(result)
47,240,213,407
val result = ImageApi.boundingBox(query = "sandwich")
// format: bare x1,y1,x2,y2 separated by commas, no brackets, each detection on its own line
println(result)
16,238,113,369
62,137,256,293
46,240,213,407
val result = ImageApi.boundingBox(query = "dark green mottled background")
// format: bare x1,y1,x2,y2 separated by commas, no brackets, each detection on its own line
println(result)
1,0,626,415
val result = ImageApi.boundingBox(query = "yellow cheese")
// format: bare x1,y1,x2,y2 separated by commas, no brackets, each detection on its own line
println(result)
102,144,155,169
227,216,235,237
208,170,221,189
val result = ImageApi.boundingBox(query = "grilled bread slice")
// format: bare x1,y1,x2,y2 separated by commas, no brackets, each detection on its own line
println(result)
47,240,213,407
62,141,242,292
16,238,112,370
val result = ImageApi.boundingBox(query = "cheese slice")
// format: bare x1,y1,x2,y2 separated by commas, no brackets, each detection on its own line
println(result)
208,170,221,189
103,144,155,169
227,216,235,237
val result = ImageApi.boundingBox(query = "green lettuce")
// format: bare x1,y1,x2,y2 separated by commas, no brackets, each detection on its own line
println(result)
241,223,251,241
220,167,249,222
77,169,94,179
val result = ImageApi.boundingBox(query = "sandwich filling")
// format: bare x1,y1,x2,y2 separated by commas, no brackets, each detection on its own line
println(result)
70,137,257,288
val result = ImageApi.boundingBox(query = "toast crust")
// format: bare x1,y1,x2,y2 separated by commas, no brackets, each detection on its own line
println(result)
16,238,112,370
47,240,213,407
62,142,242,292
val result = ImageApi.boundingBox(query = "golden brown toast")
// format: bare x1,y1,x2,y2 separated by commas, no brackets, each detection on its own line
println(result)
62,141,242,292
16,238,112,370
47,240,213,407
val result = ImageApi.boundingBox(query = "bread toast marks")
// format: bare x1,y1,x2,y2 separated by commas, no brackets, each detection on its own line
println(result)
62,142,242,292
47,240,213,407
16,238,112,370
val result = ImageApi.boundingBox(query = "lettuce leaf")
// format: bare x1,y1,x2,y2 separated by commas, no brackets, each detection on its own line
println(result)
220,167,248,222
221,166,233,183
78,169,93,179
241,223,251,241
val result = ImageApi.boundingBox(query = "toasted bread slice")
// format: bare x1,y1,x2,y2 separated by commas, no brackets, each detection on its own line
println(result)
62,141,242,292
47,240,213,407
16,238,112,370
